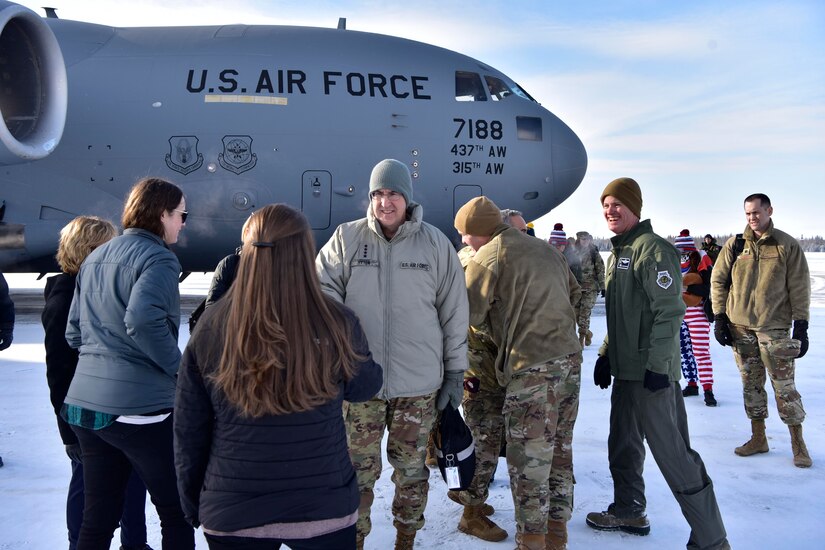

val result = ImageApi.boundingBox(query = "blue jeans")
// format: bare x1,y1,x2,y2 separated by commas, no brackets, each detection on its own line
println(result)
204,524,356,550
67,459,148,550
72,415,194,550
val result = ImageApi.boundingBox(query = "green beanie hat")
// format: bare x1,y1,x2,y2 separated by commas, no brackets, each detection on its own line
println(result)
601,177,642,218
369,159,413,204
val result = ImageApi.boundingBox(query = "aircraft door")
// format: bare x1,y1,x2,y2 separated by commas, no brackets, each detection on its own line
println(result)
301,170,331,230
453,184,482,218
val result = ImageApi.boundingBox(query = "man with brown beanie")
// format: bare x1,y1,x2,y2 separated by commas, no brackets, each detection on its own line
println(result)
710,193,812,467
316,159,468,550
456,196,582,550
587,177,729,549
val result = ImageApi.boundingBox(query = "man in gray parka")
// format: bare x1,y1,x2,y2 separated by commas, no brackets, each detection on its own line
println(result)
316,159,468,550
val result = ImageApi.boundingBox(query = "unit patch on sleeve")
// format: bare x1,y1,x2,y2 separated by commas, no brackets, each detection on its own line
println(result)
656,270,674,289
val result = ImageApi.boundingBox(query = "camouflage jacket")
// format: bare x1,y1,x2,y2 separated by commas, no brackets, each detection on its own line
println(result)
574,244,605,292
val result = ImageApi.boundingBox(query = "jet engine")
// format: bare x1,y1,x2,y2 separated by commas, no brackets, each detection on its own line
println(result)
0,1,67,165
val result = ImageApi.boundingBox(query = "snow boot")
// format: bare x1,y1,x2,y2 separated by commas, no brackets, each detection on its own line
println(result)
585,504,650,536
515,532,546,550
585,329,593,347
735,419,769,456
703,389,717,407
458,505,507,542
790,424,812,468
545,519,567,550
447,490,494,516
682,384,699,397
394,528,416,550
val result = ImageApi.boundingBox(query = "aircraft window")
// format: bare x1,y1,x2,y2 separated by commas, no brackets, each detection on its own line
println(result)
512,83,536,102
517,116,543,141
455,71,487,102
485,76,512,101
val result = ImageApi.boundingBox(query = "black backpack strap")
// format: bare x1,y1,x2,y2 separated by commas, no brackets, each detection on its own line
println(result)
724,234,745,290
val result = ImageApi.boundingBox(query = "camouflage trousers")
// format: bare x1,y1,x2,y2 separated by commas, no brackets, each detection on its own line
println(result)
730,325,806,425
576,289,599,333
503,353,582,534
345,393,438,541
452,383,506,506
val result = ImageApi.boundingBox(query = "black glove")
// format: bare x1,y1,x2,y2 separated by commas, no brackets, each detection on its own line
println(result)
594,355,611,389
643,370,670,392
65,443,83,463
793,320,809,359
0,324,12,351
714,313,733,347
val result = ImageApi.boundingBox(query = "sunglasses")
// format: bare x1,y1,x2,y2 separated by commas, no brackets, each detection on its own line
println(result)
174,208,188,223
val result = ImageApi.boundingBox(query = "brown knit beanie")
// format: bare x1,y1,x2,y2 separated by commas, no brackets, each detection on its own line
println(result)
454,196,502,236
600,177,642,218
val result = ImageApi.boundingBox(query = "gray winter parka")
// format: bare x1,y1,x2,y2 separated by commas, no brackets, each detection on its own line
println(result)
316,204,468,399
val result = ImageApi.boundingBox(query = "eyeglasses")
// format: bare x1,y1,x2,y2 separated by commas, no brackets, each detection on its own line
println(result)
174,209,188,223
370,190,403,202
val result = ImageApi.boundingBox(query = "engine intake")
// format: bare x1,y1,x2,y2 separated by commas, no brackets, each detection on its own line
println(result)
0,1,67,165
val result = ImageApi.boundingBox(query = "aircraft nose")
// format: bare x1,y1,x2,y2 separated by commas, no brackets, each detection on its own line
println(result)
550,118,588,202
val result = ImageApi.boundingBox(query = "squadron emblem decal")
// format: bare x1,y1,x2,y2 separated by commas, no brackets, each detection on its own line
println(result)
656,270,674,289
219,135,257,174
165,136,203,175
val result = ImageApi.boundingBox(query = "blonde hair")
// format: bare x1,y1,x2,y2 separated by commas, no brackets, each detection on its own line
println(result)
210,204,362,417
56,216,118,274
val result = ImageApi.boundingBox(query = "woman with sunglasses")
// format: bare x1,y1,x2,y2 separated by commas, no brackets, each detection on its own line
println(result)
63,177,194,550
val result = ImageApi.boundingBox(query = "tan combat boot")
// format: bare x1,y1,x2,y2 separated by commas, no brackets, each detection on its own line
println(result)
585,329,593,347
458,505,508,542
545,520,568,550
394,528,416,550
447,490,495,516
734,419,769,456
515,532,546,550
578,329,586,347
790,424,812,468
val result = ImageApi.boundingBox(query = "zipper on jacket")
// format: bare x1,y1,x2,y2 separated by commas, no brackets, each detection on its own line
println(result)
382,241,392,398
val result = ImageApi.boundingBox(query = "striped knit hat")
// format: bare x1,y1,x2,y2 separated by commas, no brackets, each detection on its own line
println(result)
549,223,567,246
674,229,697,252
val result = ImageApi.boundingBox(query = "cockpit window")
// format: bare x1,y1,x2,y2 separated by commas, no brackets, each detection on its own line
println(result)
484,76,512,101
455,71,487,102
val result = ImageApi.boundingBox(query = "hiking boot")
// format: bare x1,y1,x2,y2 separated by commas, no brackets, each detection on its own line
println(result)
735,419,769,456
790,424,812,468
682,384,699,397
585,504,650,536
546,519,567,550
515,532,546,550
585,329,593,347
703,389,717,407
457,505,507,542
447,490,494,515
394,529,416,550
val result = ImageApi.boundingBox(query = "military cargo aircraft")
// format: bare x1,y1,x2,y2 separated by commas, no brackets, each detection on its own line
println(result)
0,1,587,274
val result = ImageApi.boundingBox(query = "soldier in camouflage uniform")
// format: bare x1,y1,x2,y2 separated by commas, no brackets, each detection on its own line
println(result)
571,231,605,347
710,193,811,467
316,160,469,549
455,197,582,550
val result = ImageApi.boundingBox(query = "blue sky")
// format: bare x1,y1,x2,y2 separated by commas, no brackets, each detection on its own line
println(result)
16,0,825,239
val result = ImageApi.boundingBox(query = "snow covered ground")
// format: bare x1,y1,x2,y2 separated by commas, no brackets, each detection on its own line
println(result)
2,254,824,549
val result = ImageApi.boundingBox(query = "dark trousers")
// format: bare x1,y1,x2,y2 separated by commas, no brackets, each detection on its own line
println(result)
204,524,357,550
68,459,148,550
72,416,194,550
608,380,728,550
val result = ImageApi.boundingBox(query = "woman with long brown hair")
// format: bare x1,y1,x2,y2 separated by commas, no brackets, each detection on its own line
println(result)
174,203,382,550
